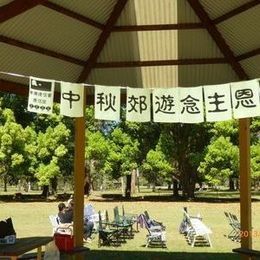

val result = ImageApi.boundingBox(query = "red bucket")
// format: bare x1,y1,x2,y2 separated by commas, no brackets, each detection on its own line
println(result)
54,227,74,252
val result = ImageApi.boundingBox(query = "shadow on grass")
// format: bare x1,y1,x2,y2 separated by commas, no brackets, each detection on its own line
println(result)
1,191,260,203
62,249,240,260
89,193,260,203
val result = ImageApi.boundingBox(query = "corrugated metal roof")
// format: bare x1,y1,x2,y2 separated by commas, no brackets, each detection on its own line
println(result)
177,0,201,23
178,29,224,58
179,64,239,87
49,0,117,24
0,43,82,82
217,5,260,56
1,5,100,60
240,55,260,79
200,0,251,20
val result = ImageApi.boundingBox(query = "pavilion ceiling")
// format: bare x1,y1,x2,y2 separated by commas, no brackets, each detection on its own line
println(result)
0,0,259,98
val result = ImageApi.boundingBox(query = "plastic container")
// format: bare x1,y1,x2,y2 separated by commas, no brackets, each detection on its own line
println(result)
54,227,74,252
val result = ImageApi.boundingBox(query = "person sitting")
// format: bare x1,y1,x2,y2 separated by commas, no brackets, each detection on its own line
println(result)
57,201,94,242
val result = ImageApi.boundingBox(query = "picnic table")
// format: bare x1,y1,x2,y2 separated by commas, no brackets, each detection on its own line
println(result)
0,236,52,260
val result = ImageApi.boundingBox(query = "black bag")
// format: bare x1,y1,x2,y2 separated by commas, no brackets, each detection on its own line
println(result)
0,218,16,238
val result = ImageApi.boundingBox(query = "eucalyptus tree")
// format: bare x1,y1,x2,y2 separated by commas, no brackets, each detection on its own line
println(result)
0,107,36,191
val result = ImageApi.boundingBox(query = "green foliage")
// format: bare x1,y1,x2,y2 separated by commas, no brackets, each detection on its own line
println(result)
198,136,239,186
142,149,173,185
251,144,260,181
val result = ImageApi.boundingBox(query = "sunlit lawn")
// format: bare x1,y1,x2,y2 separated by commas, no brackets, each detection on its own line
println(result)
1,189,260,259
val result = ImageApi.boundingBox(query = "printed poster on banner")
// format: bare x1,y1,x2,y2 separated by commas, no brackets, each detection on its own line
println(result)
126,88,151,122
178,86,204,123
27,76,54,115
60,82,84,117
204,83,232,122
231,79,260,119
95,85,121,121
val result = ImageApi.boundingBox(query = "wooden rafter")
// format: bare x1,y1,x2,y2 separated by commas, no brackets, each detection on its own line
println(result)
0,36,85,66
214,0,260,24
0,0,47,23
187,0,248,80
95,58,226,68
237,48,260,61
42,2,104,30
77,0,129,82
113,23,204,31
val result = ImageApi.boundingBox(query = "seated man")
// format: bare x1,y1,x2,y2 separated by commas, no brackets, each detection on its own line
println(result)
57,201,94,242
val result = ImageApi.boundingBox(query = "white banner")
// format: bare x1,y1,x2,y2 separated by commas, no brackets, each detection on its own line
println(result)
60,82,84,117
153,88,179,122
178,87,204,123
231,79,260,119
126,88,151,122
94,85,121,121
204,83,232,122
27,76,54,115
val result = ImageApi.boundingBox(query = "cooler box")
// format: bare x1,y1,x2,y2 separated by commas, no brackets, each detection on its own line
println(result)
54,227,74,252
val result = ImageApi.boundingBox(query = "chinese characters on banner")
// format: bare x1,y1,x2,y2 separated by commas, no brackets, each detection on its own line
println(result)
126,88,151,122
27,77,54,115
204,83,232,122
27,77,260,123
178,87,204,123
95,85,121,121
60,82,84,117
231,79,260,119
153,88,179,122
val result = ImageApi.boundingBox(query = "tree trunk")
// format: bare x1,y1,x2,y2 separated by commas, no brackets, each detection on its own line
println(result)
125,174,131,198
173,179,179,197
130,169,136,195
84,167,91,196
4,175,8,192
41,185,49,197
229,177,235,191
50,177,58,196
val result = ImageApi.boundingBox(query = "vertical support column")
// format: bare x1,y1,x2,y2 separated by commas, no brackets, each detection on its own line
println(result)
239,118,252,260
73,89,86,248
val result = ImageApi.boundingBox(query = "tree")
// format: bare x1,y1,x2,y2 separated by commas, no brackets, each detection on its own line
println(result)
142,149,173,191
0,108,34,191
34,121,71,196
198,136,239,188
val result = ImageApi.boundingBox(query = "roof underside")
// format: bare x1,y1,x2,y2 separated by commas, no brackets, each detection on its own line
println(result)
0,0,259,96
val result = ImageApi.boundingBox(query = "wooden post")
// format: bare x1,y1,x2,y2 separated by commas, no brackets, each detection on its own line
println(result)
239,118,252,260
73,89,86,248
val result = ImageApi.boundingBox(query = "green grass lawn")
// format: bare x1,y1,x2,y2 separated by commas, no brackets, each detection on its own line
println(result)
1,191,260,259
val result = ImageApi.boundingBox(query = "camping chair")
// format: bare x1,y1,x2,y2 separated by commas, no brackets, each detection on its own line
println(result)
144,210,166,230
113,206,134,239
138,213,167,248
229,213,241,242
97,211,120,247
122,205,139,231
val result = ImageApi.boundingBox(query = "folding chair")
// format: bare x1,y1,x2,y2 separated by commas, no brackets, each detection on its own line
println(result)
97,211,120,247
138,214,166,248
144,210,166,230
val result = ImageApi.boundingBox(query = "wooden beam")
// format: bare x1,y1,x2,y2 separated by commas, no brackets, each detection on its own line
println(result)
95,58,227,68
42,2,104,30
214,0,260,24
239,119,252,255
0,0,47,23
237,48,260,61
187,0,248,80
113,23,204,31
77,0,129,82
0,36,85,66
